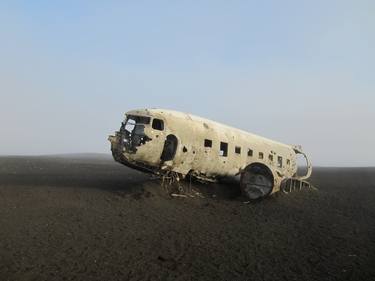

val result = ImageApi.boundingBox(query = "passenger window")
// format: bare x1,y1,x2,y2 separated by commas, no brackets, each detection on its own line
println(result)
278,156,283,168
248,149,253,157
152,119,164,131
204,139,213,148
259,152,264,159
269,154,273,162
235,146,241,154
220,142,228,157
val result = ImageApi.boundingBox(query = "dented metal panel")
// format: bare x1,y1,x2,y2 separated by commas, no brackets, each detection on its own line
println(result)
109,108,313,200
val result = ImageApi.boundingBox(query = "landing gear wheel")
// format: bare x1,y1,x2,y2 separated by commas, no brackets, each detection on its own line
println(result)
240,166,274,200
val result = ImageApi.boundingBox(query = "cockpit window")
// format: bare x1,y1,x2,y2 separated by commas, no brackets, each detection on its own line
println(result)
125,118,136,133
120,115,151,154
123,115,150,134
128,115,150,125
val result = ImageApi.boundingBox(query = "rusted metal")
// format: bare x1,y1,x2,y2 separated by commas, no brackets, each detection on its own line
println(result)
109,109,313,200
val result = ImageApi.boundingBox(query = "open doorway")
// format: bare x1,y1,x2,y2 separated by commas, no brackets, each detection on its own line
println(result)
161,135,178,162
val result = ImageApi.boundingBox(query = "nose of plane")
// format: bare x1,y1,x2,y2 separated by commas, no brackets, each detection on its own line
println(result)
108,134,127,162
108,135,117,144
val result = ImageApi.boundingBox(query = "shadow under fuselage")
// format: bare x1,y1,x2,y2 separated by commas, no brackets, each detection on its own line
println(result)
0,155,243,200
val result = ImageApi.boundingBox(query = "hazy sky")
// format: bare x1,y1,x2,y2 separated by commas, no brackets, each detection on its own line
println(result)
0,1,374,166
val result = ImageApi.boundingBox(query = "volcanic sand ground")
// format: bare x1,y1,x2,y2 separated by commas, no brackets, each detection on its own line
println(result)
0,155,374,281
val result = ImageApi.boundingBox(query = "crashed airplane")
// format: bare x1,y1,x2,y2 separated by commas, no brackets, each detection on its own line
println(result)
109,109,312,200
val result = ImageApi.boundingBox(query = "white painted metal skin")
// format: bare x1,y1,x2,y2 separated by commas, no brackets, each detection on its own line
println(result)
109,108,312,199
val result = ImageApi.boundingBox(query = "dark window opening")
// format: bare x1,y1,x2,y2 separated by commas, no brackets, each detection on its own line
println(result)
235,146,241,154
287,159,291,166
123,115,150,134
128,115,151,125
259,152,264,159
152,119,164,131
248,149,253,157
204,139,213,148
278,156,283,168
269,154,274,162
220,142,228,157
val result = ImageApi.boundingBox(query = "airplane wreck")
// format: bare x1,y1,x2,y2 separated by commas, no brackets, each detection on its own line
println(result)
108,109,312,200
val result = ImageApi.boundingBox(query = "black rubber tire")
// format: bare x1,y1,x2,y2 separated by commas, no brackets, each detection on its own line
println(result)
240,166,274,200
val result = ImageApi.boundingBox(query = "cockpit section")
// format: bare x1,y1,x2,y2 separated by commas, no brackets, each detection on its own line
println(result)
120,115,152,154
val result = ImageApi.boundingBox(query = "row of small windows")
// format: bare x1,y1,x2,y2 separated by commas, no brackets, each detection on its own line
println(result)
204,139,290,167
149,120,291,168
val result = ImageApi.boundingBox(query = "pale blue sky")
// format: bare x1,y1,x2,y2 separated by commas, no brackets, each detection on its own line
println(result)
0,0,374,166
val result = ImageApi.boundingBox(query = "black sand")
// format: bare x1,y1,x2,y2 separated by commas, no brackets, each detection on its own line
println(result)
0,155,374,281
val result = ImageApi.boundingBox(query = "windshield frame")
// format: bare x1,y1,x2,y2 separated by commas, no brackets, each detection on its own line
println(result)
122,115,151,134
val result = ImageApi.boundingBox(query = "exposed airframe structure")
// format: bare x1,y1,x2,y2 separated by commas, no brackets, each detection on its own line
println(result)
109,109,312,200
